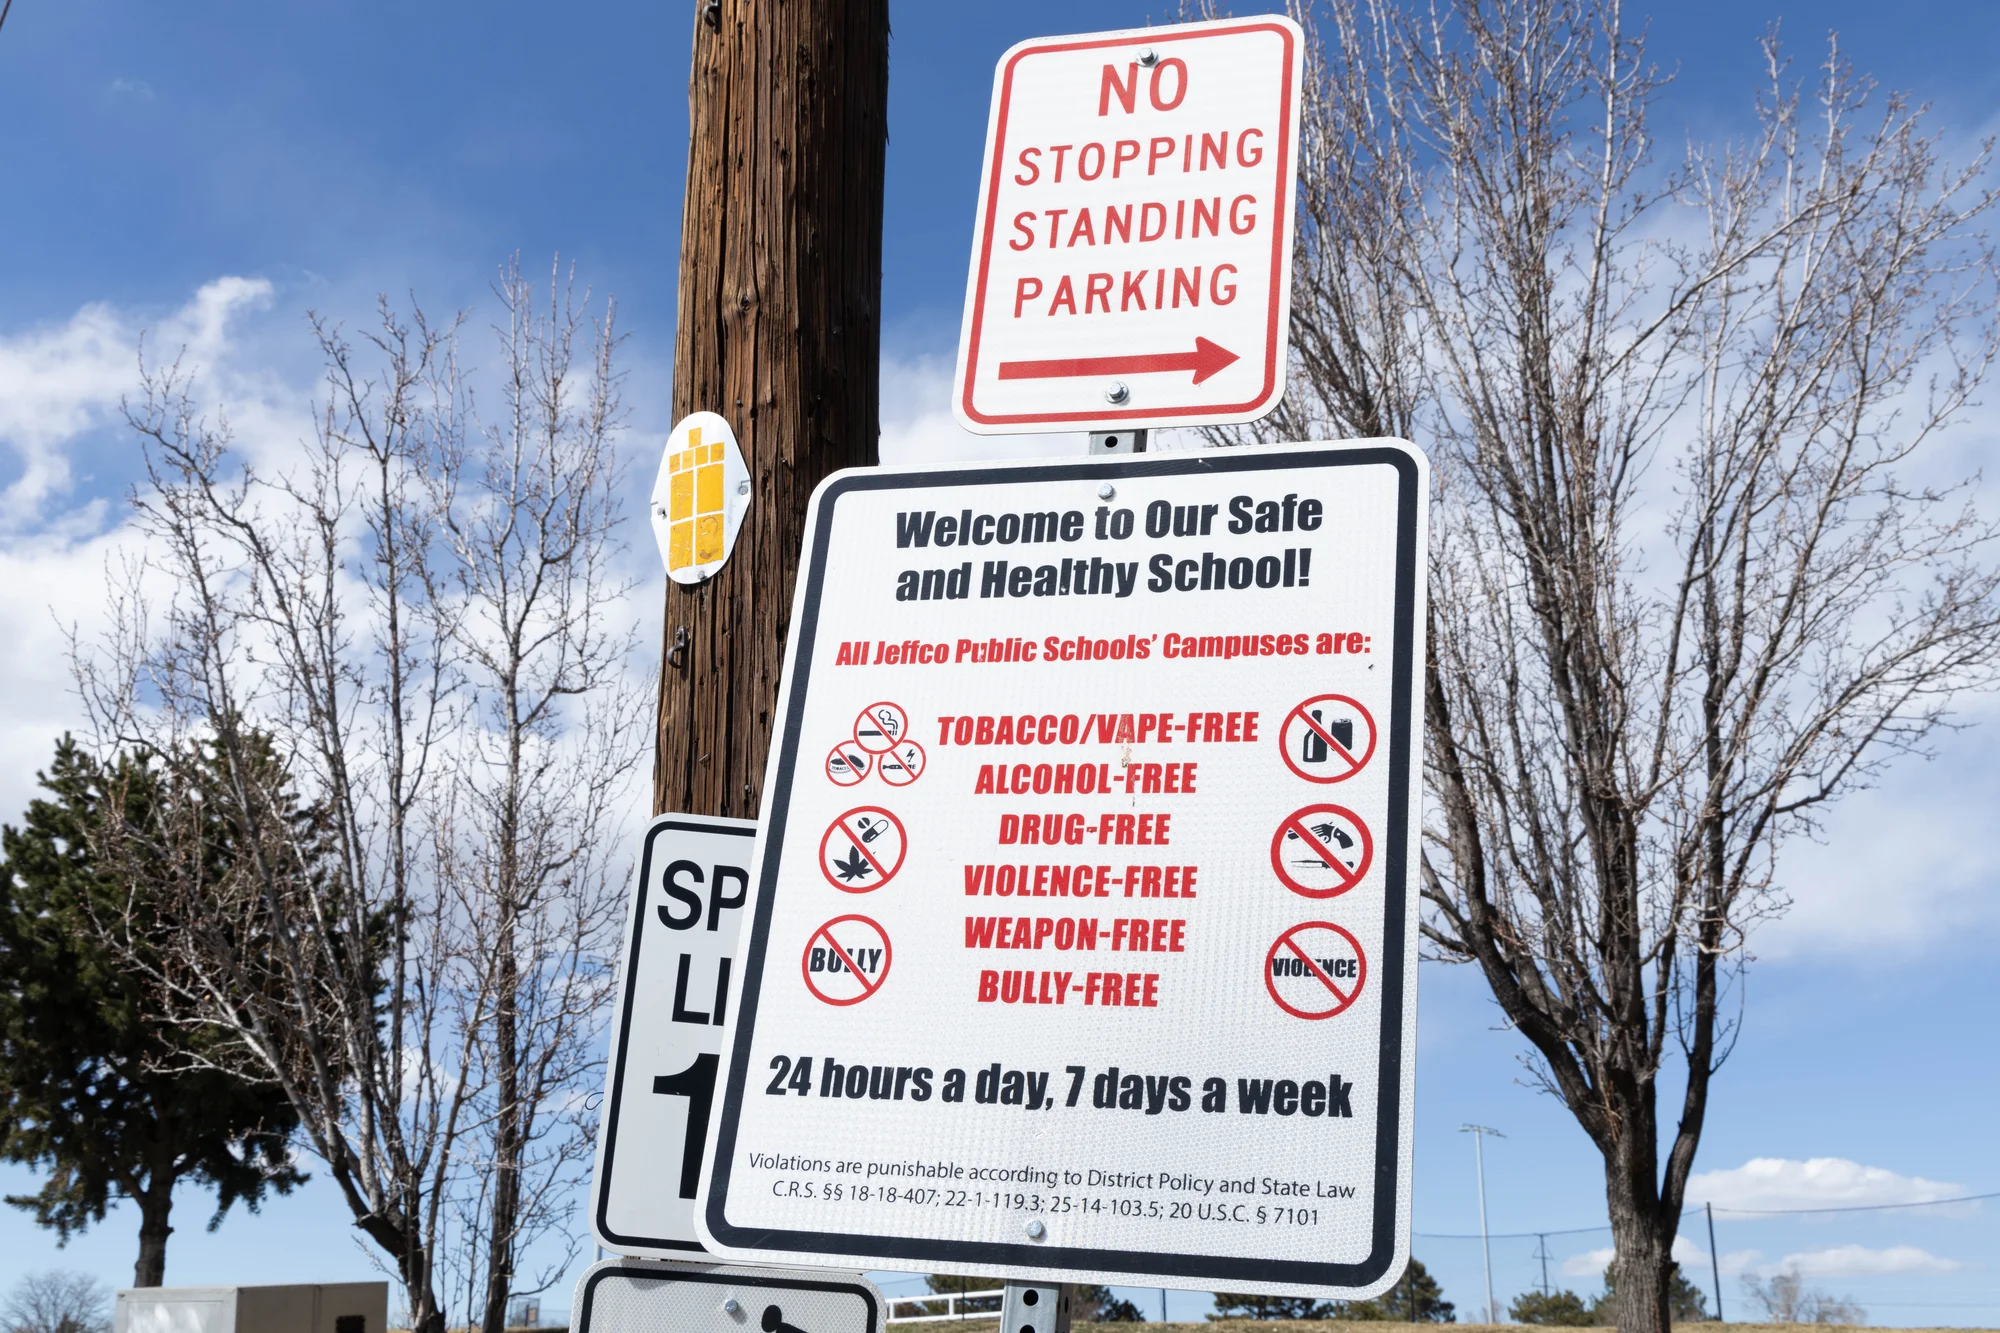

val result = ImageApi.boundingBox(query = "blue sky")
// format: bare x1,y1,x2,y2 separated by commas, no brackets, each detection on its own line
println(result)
2,0,1998,1324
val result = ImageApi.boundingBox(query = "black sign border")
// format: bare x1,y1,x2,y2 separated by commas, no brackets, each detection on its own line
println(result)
707,445,1420,1289
577,1262,879,1333
595,816,757,1253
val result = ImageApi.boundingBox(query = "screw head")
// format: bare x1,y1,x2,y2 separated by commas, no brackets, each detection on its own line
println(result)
1105,381,1130,405
723,1299,741,1316
1025,1219,1046,1240
1138,48,1159,67
1097,482,1116,500
737,479,751,495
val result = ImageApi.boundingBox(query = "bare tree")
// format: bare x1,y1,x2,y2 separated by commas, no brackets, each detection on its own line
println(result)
69,264,640,1333
1210,3,2000,1329
426,259,641,1333
1,1272,110,1333
1742,1269,1866,1325
72,304,478,1333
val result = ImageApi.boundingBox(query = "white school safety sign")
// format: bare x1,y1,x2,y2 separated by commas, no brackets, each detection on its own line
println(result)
696,441,1427,1297
593,814,755,1253
954,16,1302,434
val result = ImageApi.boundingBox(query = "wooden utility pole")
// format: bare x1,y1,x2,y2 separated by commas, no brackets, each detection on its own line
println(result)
654,0,889,817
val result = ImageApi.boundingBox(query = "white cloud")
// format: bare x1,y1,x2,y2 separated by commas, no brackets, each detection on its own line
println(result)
1562,1238,1956,1285
1686,1157,1970,1214
1717,1248,1765,1277
878,351,1079,465
1764,1244,1966,1278
0,277,303,826
0,530,149,826
1560,1235,1754,1281
1757,703,2000,958
0,276,279,524
876,349,1216,468
1560,1246,1615,1279
106,78,156,102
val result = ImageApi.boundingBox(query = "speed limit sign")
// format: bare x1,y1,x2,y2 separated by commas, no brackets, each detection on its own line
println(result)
591,814,754,1254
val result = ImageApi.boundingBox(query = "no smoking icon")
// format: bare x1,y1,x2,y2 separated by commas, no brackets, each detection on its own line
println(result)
819,806,907,892
1279,694,1376,783
1265,922,1367,1019
802,914,892,1006
852,701,909,754
1270,803,1374,897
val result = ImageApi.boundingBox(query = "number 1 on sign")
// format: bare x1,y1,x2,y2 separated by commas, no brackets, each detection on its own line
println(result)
651,1052,718,1199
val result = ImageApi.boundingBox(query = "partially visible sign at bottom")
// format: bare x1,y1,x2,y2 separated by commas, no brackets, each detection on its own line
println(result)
573,1259,882,1333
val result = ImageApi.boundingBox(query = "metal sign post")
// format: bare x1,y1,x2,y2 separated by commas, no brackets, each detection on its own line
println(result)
694,440,1427,1298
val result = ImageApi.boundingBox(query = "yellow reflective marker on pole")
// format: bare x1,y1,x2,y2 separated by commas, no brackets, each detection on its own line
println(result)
652,412,750,585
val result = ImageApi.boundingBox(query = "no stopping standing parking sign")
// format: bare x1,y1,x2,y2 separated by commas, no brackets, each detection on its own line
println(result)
694,440,1428,1297
953,15,1302,433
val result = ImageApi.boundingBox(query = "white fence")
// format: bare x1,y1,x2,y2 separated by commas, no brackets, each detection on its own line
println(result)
885,1290,1004,1324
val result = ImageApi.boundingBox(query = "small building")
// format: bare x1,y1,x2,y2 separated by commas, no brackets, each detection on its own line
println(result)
115,1284,388,1333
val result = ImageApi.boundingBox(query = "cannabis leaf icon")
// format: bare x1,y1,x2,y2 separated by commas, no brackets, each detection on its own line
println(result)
833,843,873,883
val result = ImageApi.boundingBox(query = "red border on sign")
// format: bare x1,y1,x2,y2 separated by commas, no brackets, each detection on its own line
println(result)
819,806,908,892
1263,921,1367,1019
1280,694,1378,784
958,20,1298,426
801,914,893,1006
1269,803,1374,898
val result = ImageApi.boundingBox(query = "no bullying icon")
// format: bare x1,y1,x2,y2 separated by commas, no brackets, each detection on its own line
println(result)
802,913,893,1006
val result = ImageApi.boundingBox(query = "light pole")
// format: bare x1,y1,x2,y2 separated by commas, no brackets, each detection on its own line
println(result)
1460,1125,1506,1323
1706,1202,1725,1322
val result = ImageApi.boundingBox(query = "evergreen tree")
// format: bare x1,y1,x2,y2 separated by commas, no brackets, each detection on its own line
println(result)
1211,1259,1454,1322
1208,1294,1336,1320
1329,1258,1456,1322
1072,1287,1145,1322
1509,1289,1595,1325
1590,1264,1709,1323
0,737,306,1286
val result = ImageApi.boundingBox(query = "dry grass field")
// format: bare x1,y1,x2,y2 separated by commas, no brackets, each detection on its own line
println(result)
472,1322,1981,1333
892,1323,1969,1333
480,1319,1983,1333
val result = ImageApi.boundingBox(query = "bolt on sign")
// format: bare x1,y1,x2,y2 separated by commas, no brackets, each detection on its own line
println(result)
954,15,1303,434
592,815,754,1254
572,1258,882,1333
694,440,1428,1298
653,411,751,584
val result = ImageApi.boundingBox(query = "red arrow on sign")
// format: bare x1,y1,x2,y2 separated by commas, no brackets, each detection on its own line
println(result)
996,337,1241,386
